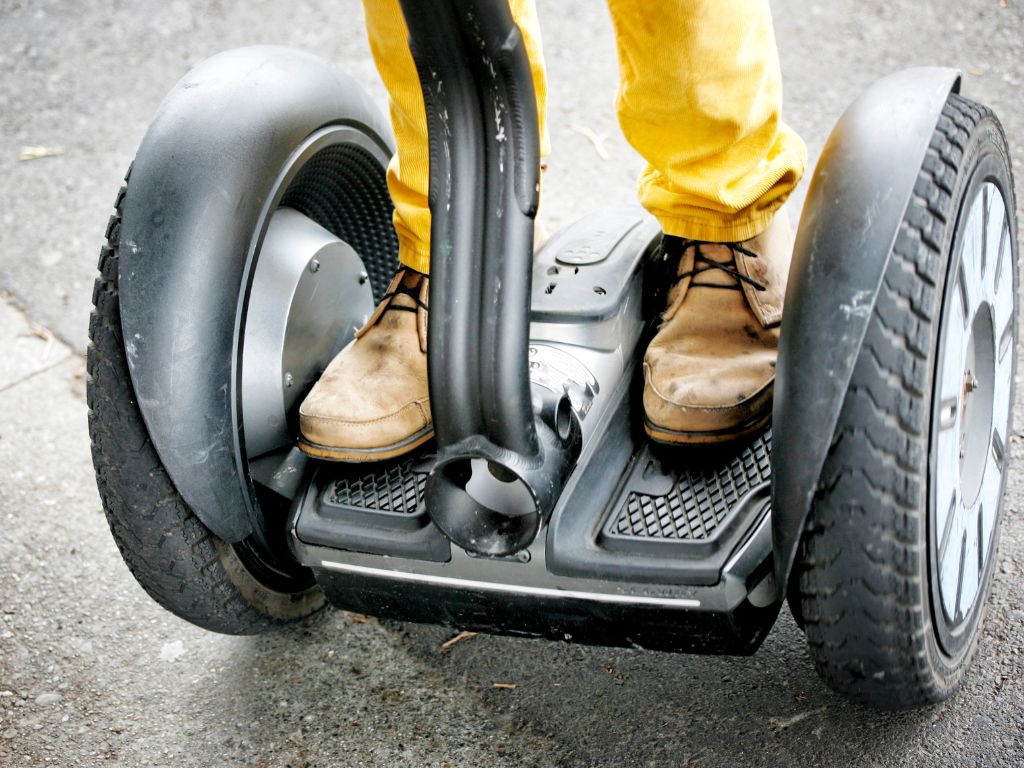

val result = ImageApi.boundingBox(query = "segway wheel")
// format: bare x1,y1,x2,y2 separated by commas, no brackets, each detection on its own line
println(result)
791,94,1018,708
87,173,327,635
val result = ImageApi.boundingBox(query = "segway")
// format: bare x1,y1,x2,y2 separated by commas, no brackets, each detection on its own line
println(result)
87,0,1018,709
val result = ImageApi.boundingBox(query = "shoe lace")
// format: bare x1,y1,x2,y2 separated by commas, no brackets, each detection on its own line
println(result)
374,268,429,324
662,238,766,293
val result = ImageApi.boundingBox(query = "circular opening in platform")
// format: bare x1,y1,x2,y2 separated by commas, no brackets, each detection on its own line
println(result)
430,458,540,557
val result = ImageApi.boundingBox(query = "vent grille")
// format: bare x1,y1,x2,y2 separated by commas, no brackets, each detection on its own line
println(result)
280,142,398,304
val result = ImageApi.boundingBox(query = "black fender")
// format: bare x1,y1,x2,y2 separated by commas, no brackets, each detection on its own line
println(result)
118,46,393,543
772,67,961,596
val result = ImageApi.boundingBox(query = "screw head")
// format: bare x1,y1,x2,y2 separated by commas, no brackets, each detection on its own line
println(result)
358,271,369,285
308,259,320,273
284,372,294,388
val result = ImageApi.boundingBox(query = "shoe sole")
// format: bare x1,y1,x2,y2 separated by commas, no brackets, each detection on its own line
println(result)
300,409,766,458
644,410,771,446
297,426,434,463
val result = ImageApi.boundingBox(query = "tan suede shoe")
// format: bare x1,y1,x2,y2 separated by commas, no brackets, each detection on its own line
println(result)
298,268,432,461
643,214,792,445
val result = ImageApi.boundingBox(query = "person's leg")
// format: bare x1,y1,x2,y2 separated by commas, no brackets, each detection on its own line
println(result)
607,0,805,241
299,0,549,461
606,0,807,443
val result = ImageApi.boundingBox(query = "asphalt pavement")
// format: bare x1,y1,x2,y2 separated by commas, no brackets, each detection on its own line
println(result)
1,1,1023,766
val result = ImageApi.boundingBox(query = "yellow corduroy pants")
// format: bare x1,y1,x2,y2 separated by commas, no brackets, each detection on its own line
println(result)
362,0,808,274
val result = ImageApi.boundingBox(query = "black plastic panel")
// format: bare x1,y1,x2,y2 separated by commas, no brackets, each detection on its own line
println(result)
530,208,651,323
772,67,961,594
313,567,778,655
293,459,451,562
547,382,772,584
116,46,395,543
603,432,772,549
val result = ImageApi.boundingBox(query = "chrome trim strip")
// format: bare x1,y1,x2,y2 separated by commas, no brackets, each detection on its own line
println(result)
723,493,773,574
319,560,702,608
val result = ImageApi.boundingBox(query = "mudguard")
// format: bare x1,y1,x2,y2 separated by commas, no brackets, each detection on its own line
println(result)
772,68,961,596
118,47,393,542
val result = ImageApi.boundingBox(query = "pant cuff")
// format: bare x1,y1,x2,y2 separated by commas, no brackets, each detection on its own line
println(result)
654,208,782,243
398,236,431,275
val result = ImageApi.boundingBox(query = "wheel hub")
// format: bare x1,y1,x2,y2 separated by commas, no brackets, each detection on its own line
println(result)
241,207,374,458
957,313,995,504
933,181,1014,638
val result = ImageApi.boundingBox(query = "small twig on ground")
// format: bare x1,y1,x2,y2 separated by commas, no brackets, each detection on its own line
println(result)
769,706,826,731
440,630,478,655
25,322,55,363
491,682,517,690
18,146,64,161
568,123,609,160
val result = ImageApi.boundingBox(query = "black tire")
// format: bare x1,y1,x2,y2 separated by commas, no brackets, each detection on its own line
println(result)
87,171,326,635
791,94,1018,708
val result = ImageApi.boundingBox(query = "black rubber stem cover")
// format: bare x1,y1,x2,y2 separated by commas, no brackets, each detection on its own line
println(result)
399,0,540,456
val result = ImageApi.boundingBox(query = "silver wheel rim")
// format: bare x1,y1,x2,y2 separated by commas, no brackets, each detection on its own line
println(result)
934,181,1014,630
239,126,391,462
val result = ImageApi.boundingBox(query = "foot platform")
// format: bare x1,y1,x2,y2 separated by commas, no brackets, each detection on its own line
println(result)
291,386,780,654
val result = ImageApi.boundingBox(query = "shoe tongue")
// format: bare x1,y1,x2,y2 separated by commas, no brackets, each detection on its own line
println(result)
388,270,428,353
687,243,738,288
390,290,418,310
661,242,736,324
400,270,424,290
389,270,424,309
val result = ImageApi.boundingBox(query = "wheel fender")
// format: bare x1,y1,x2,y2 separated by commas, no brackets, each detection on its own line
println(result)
118,46,393,542
772,67,961,596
